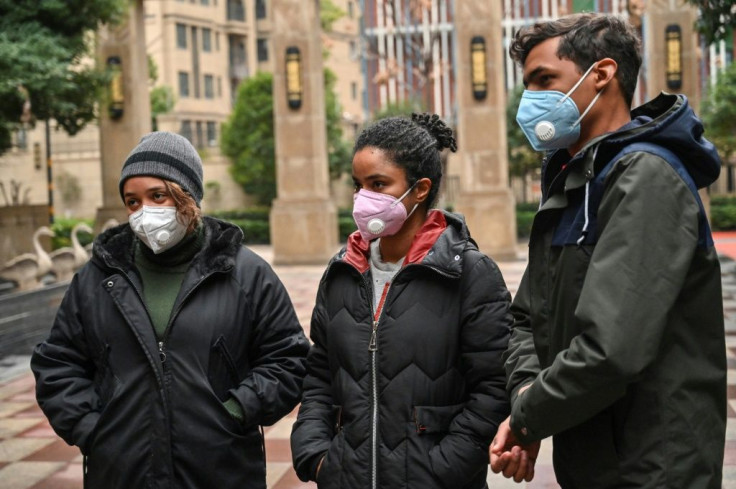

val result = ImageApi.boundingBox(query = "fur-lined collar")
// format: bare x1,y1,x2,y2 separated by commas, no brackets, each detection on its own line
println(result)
91,216,244,275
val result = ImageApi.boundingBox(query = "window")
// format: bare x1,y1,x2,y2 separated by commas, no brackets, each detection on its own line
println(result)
201,0,209,4
348,1,354,18
178,72,190,97
256,0,266,19
207,121,217,146
257,38,268,62
14,128,27,150
217,76,222,97
349,40,356,58
202,28,212,52
227,0,245,21
351,82,357,100
204,75,215,98
176,23,187,49
196,121,204,149
180,121,193,142
215,32,220,51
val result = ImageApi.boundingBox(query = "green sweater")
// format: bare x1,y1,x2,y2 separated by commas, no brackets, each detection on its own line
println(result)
134,225,245,423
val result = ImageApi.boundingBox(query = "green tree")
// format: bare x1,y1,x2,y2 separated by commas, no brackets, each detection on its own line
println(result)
700,61,736,165
0,0,126,154
506,84,541,203
373,100,426,120
222,72,275,206
320,0,345,31
148,56,175,131
324,69,352,179
684,0,735,44
221,68,350,206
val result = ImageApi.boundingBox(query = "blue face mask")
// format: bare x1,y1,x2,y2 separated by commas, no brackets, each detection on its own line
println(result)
516,62,602,151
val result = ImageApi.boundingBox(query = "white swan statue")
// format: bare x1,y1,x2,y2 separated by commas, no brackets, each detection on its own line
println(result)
71,222,94,270
85,218,119,253
0,226,55,291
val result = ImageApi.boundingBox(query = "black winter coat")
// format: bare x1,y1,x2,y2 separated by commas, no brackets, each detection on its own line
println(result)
291,210,512,489
31,217,310,489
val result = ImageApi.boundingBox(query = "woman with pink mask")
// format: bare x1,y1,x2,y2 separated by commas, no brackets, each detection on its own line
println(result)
291,113,512,489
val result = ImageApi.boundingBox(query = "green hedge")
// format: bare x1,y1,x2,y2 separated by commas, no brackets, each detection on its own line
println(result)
209,208,358,244
711,196,736,231
210,205,540,244
50,218,95,250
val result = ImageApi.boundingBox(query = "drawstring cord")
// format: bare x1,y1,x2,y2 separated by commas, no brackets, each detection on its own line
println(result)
576,180,591,247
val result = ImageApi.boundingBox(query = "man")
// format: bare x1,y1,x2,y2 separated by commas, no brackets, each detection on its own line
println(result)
491,13,726,489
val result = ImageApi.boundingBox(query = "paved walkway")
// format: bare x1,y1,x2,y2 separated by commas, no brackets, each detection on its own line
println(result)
1,233,736,488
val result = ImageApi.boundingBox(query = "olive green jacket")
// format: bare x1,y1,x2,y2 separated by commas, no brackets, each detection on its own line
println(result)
505,93,726,489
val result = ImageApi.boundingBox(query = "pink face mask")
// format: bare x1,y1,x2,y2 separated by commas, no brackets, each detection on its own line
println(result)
352,185,418,241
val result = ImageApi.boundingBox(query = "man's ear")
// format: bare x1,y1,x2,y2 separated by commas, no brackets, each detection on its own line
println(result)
594,58,618,90
414,177,433,204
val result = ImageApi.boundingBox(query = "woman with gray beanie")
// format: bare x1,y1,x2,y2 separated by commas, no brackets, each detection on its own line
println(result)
31,131,310,489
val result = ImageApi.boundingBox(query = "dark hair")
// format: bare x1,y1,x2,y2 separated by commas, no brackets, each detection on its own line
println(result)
509,13,642,106
353,113,457,207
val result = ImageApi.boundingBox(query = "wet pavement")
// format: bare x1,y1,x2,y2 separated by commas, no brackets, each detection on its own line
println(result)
1,234,736,488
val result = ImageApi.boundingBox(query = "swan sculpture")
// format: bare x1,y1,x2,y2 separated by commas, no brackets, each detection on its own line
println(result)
71,222,94,269
85,218,120,253
0,226,55,291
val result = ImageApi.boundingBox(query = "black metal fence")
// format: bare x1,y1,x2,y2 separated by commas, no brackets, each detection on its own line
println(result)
0,282,69,358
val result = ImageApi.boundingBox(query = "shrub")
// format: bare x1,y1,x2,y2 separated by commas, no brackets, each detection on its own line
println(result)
50,218,94,250
710,196,736,230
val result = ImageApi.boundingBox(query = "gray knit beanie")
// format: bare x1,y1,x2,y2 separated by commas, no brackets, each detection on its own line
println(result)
119,132,204,205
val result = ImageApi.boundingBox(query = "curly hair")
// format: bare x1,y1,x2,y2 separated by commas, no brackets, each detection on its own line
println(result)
509,13,642,106
353,113,457,207
163,180,202,233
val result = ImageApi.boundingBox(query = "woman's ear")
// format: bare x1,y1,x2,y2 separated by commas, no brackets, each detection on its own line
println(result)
414,177,433,204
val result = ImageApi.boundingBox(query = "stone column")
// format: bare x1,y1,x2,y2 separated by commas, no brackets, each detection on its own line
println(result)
270,0,338,265
643,1,709,212
95,0,152,227
644,0,700,106
452,1,517,259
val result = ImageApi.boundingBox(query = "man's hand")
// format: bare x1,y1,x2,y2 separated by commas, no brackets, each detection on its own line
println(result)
490,416,540,483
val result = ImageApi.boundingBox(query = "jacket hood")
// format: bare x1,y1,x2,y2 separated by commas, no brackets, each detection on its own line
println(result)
598,92,721,188
336,209,474,277
92,216,244,274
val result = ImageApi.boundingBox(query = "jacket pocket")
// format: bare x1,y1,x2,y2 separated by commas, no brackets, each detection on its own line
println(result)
93,344,120,407
316,427,345,489
208,335,240,401
413,403,465,435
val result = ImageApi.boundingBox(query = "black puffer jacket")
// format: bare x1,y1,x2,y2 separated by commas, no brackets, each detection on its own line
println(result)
31,217,310,489
291,210,512,489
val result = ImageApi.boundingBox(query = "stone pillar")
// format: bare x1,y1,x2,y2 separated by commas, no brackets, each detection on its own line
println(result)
452,1,517,259
643,2,710,212
95,0,152,228
644,1,700,107
270,0,338,265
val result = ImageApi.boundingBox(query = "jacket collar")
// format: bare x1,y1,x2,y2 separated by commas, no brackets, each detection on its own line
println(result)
338,209,471,278
92,216,244,276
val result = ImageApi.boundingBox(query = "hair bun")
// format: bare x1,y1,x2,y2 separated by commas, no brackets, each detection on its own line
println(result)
411,113,457,153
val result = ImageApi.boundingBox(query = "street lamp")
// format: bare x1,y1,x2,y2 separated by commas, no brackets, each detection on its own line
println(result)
470,36,488,101
107,56,124,119
665,24,683,90
285,46,303,109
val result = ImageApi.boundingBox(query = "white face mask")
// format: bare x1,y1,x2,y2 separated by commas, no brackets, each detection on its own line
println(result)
128,206,189,254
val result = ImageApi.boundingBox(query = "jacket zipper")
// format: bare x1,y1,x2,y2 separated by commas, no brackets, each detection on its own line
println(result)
369,281,391,489
156,273,214,364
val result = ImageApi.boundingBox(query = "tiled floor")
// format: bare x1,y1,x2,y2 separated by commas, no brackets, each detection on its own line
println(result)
1,235,736,489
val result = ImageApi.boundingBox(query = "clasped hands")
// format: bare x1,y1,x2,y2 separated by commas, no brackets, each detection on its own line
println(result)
489,385,540,483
